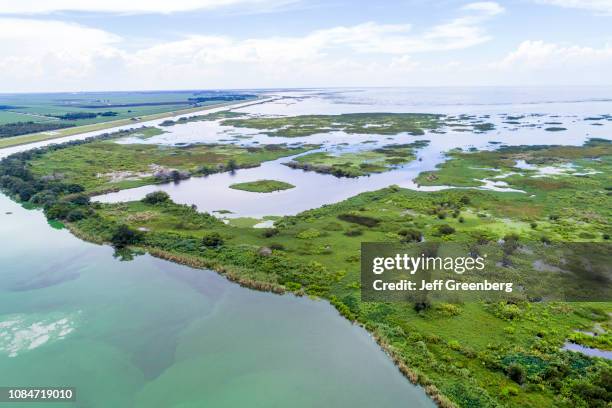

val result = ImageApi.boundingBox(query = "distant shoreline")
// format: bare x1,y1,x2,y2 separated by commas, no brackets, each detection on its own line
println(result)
0,98,258,149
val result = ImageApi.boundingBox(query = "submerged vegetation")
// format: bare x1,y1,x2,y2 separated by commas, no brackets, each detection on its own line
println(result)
229,179,295,193
1,112,610,408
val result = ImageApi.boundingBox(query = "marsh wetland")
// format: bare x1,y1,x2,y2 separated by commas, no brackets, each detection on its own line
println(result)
1,88,612,408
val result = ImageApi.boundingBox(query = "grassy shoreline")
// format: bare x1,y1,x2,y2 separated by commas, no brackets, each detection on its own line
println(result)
0,98,257,149
64,220,456,407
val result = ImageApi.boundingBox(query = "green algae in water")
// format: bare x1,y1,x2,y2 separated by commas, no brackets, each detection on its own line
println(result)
47,219,65,230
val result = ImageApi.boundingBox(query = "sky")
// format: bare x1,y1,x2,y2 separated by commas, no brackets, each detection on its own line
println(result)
0,0,611,92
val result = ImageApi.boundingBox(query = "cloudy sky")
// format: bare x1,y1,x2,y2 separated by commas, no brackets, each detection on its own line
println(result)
0,0,611,92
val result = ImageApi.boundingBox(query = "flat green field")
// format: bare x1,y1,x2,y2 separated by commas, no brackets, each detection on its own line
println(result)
0,91,256,148
0,103,246,149
229,179,295,193
0,110,60,125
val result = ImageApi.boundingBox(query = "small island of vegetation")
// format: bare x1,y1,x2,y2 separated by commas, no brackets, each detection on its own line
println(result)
229,179,295,193
285,141,429,177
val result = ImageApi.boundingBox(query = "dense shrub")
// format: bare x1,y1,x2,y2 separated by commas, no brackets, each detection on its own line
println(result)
69,194,90,205
344,228,363,237
262,228,279,238
66,209,87,222
337,213,380,227
507,363,526,384
226,159,238,171
45,203,72,220
437,224,455,235
111,225,143,248
54,112,97,120
0,121,74,138
142,191,170,204
414,300,431,312
398,228,422,242
296,228,320,239
201,232,223,248
565,366,612,407
503,233,520,257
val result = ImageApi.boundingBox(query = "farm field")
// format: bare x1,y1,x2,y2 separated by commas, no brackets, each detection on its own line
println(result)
0,91,256,147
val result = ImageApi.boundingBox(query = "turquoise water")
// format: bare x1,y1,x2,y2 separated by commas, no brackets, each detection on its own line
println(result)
0,194,433,407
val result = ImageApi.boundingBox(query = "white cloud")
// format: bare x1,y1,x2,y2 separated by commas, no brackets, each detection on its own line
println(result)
131,2,503,63
490,40,612,85
496,40,612,69
0,0,297,14
534,0,612,15
0,3,509,90
462,2,505,15
0,18,123,84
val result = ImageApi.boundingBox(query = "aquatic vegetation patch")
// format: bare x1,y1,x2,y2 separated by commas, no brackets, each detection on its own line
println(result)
414,139,611,241
568,331,612,351
223,112,489,137
285,141,428,177
229,179,295,193
158,110,246,127
121,126,166,140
